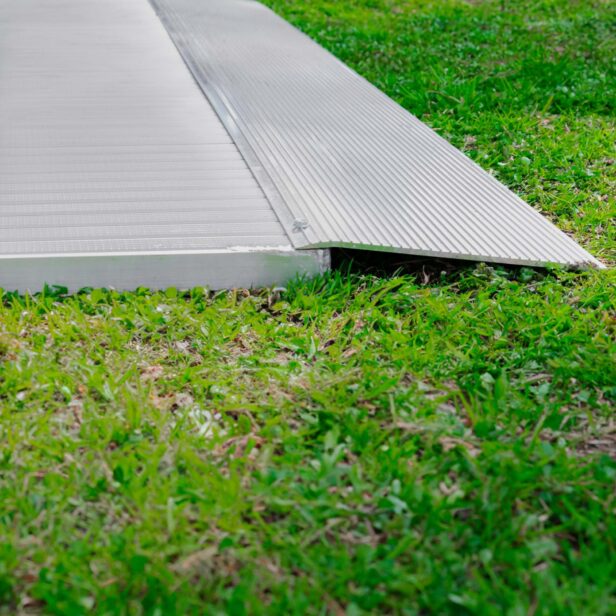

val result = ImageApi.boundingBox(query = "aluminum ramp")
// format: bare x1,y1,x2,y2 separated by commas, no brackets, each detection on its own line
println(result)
0,0,601,293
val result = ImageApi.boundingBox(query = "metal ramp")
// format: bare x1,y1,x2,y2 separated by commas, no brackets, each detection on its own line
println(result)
0,0,601,293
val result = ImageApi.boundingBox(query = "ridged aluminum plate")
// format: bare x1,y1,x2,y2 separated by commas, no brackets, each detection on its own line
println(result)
0,0,293,255
151,0,602,269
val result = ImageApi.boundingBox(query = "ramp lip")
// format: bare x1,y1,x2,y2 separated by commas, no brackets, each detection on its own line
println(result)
299,242,605,271
0,247,330,294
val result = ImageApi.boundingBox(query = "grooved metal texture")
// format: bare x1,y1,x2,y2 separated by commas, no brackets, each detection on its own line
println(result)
151,0,601,268
0,0,290,256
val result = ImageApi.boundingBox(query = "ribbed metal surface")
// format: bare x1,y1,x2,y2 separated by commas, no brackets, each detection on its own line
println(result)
0,0,290,256
151,0,601,268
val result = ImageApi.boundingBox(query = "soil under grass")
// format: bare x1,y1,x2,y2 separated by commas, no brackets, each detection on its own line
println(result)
1,0,615,614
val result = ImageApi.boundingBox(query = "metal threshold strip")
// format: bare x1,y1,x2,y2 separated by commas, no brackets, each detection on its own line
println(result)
150,0,602,270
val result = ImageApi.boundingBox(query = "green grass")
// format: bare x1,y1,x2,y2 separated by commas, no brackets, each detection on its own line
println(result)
1,0,615,614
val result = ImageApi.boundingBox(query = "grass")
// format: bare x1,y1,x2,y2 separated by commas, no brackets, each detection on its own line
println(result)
1,0,614,614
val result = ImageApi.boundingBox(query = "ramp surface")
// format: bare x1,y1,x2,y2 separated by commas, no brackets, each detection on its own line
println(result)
151,0,601,269
0,0,324,291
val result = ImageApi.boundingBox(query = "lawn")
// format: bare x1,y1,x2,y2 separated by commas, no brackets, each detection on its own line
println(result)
1,0,615,614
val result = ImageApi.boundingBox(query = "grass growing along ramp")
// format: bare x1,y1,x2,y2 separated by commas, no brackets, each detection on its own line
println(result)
1,268,615,614
1,0,615,613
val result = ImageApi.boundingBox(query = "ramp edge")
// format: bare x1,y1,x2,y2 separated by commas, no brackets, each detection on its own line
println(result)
0,248,330,294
